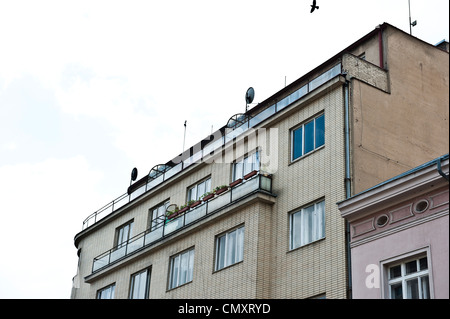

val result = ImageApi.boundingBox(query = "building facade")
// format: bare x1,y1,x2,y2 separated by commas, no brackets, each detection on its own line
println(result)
338,155,449,299
72,23,449,299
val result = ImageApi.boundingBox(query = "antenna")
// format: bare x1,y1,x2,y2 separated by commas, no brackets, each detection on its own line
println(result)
245,87,255,112
183,120,187,153
408,0,417,35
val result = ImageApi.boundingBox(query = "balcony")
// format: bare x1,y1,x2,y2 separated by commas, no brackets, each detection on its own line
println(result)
91,173,273,273
80,63,342,231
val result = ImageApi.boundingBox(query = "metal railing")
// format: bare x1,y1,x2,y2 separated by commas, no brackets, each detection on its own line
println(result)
91,173,273,273
81,63,341,230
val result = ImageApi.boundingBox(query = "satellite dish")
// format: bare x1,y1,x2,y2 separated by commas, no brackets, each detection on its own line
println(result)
245,87,255,105
131,167,138,181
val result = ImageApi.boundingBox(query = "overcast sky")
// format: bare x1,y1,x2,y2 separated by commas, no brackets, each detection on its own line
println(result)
0,0,448,299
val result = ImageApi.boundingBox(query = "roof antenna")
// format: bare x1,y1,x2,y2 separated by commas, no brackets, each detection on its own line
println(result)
183,120,187,152
408,0,417,35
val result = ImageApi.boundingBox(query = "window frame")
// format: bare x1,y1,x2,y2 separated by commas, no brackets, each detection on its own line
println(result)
290,113,325,162
115,220,134,248
187,177,212,202
129,267,151,299
383,250,432,299
168,247,195,290
148,200,170,230
214,225,245,271
232,150,260,182
289,199,325,250
96,283,116,299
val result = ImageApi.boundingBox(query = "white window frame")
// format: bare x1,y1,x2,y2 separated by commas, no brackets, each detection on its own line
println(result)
232,151,260,182
168,248,195,290
383,250,432,299
129,268,151,299
116,220,133,248
290,200,325,250
187,177,211,202
97,283,115,299
290,113,325,162
149,200,170,230
215,225,245,271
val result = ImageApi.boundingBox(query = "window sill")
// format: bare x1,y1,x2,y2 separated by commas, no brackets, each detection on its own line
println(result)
213,260,244,274
289,145,325,166
287,236,326,254
166,280,193,292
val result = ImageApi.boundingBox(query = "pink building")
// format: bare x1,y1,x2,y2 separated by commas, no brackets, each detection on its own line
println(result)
339,155,449,299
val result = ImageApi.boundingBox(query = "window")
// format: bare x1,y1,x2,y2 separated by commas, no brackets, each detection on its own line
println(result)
215,226,245,271
387,255,430,299
97,284,115,299
168,248,195,290
291,113,325,161
187,178,211,202
116,220,133,248
232,151,260,182
290,200,325,249
149,200,169,230
129,268,151,299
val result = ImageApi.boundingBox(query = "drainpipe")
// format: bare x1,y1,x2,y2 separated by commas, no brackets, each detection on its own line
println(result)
344,83,351,199
437,156,449,181
344,82,352,298
378,26,384,69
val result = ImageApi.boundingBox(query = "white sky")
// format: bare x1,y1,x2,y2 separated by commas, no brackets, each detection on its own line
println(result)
0,0,448,299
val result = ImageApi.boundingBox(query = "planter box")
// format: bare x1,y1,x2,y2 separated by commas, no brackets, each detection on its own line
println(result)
189,200,202,209
244,170,258,180
167,206,188,220
229,178,243,188
215,187,228,195
202,193,215,202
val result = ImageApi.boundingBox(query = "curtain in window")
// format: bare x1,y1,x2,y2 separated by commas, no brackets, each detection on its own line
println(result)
291,201,325,249
233,151,260,181
169,249,195,289
130,269,149,299
188,178,212,201
117,222,133,248
97,285,115,299
216,226,245,270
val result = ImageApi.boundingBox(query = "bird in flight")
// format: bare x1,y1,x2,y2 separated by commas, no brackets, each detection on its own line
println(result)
310,0,319,13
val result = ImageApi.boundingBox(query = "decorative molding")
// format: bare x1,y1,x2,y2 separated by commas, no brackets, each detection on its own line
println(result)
352,218,375,238
389,204,414,224
350,210,448,248
430,190,449,210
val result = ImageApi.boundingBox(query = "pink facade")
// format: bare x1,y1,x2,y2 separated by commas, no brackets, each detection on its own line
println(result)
339,156,449,299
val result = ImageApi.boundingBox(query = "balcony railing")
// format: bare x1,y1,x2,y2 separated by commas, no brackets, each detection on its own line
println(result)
91,173,273,273
81,63,341,231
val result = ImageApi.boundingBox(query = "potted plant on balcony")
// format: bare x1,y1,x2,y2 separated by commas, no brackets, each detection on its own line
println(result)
166,207,180,220
188,199,202,209
244,170,258,180
214,185,228,195
166,204,189,220
229,178,243,188
201,191,215,202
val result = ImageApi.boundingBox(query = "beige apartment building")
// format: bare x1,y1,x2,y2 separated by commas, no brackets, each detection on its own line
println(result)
71,23,449,299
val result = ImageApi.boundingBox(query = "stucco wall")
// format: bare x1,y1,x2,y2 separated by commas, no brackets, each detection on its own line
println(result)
351,214,449,299
351,27,449,194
